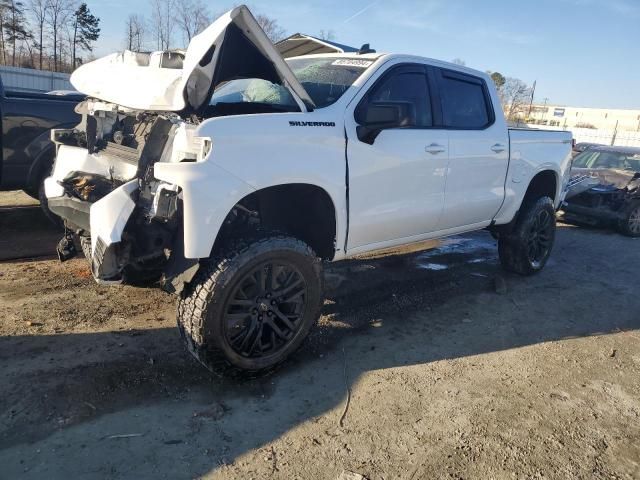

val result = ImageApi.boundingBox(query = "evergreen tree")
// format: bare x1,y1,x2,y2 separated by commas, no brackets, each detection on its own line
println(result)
1,0,31,66
71,2,99,68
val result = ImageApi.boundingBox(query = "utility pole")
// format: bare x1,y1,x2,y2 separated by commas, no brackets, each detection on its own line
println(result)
611,119,619,146
527,80,537,118
541,98,549,122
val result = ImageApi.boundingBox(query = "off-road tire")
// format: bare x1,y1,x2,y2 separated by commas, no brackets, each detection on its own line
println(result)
177,235,324,375
618,200,640,238
80,235,92,262
498,196,556,276
80,235,161,286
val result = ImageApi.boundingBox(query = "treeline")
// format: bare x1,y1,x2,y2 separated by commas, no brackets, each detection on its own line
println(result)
0,0,99,73
0,0,309,74
125,0,286,53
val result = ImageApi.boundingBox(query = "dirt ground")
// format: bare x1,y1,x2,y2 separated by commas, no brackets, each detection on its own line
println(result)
1,190,639,480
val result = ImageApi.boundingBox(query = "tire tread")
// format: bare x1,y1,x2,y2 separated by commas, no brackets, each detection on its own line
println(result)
177,235,323,376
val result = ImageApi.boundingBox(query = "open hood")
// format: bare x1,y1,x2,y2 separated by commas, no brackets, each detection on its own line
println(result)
71,6,315,112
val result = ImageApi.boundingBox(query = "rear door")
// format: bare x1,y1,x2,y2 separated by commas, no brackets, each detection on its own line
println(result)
433,67,509,229
345,63,449,250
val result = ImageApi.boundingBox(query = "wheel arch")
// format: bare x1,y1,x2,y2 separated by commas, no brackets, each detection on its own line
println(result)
492,168,559,236
212,182,339,261
523,169,559,205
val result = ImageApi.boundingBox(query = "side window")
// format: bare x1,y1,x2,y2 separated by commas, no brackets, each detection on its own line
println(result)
438,70,492,129
364,70,433,127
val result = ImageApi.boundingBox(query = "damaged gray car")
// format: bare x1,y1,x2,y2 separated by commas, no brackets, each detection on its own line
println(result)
562,146,640,237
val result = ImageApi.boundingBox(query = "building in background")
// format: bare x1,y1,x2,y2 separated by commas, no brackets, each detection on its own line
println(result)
527,104,640,132
525,104,640,147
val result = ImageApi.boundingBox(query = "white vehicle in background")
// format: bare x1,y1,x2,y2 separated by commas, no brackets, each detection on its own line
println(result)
45,6,573,373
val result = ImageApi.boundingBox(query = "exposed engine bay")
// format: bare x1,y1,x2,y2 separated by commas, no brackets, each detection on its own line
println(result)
48,99,210,288
562,167,640,225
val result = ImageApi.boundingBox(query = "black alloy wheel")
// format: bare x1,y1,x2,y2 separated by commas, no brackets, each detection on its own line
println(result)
177,235,323,374
223,261,308,359
526,208,555,268
498,196,557,276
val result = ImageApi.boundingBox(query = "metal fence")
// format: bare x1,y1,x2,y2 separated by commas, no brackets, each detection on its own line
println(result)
0,65,73,93
526,124,640,148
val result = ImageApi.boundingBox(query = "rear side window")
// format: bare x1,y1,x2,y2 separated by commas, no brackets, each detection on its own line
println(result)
366,70,433,127
438,69,492,129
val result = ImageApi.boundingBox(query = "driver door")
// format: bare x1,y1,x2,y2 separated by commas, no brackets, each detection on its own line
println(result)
345,64,449,251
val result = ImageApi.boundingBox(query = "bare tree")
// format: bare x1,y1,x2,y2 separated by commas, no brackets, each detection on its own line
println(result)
27,0,46,68
255,13,285,42
45,0,72,71
149,0,174,50
125,13,145,51
501,77,532,123
451,58,466,66
318,29,335,41
0,1,10,63
176,0,209,45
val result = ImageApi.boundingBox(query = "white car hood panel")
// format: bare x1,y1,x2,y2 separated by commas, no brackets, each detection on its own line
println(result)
70,5,313,112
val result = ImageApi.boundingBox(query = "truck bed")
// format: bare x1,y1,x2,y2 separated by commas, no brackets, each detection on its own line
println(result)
491,127,573,226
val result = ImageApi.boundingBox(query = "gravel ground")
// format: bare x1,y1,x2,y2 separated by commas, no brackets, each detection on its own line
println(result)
0,191,639,479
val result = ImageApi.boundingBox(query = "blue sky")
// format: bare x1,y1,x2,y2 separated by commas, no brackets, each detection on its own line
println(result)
87,0,640,109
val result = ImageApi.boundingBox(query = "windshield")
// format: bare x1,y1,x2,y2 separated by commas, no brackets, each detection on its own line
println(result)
286,57,374,108
573,150,640,171
210,78,298,110
207,57,373,111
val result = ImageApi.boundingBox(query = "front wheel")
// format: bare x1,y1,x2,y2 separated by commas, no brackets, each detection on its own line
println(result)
498,196,556,276
177,235,324,374
618,201,640,237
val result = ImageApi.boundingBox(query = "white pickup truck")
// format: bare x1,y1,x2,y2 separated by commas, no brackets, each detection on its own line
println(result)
46,6,573,373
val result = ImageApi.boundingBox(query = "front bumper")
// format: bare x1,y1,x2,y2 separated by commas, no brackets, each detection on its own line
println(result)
561,202,624,224
47,177,139,282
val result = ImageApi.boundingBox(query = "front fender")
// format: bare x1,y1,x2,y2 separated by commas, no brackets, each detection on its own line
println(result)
154,160,254,259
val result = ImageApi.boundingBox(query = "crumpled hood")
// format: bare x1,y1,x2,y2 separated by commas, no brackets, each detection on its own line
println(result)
70,5,314,112
572,167,640,190
566,167,640,199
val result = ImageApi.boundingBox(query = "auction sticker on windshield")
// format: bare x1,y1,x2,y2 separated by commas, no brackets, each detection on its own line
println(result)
332,59,374,68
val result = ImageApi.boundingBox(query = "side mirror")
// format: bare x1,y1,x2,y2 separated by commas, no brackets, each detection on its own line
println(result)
356,101,415,144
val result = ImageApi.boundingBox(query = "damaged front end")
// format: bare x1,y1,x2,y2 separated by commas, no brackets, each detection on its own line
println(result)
562,168,640,225
46,99,208,289
45,5,314,292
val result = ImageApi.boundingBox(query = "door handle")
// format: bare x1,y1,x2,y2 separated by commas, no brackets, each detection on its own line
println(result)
425,143,446,154
491,143,506,153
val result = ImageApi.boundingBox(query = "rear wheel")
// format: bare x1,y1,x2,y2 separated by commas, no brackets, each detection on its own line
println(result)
618,201,640,237
498,196,556,276
177,235,324,374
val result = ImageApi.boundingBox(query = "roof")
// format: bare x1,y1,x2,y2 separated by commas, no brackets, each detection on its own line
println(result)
590,145,640,155
276,33,358,58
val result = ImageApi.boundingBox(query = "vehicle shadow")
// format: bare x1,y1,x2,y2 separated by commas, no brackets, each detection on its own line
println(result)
1,224,639,478
0,195,62,261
